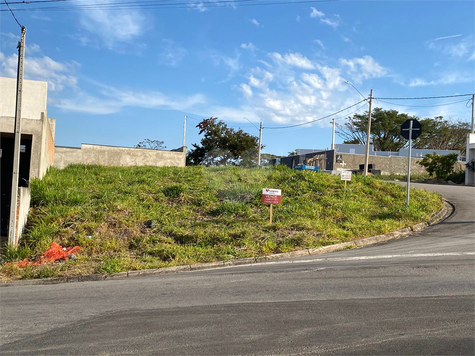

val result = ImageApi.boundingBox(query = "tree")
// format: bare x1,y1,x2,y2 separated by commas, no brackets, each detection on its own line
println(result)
186,117,260,166
134,139,166,150
419,152,458,181
336,108,415,152
337,108,470,154
414,117,470,156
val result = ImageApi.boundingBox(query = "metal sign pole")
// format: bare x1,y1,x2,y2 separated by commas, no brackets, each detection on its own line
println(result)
406,120,413,207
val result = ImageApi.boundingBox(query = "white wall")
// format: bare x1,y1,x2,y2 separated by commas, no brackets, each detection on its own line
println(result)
466,133,475,186
0,77,47,120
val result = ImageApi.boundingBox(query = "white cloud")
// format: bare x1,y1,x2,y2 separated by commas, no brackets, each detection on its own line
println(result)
213,54,240,72
409,72,472,87
340,55,389,83
301,73,325,89
27,43,41,54
0,52,79,92
317,65,345,90
320,15,341,29
341,36,351,43
432,34,462,42
205,50,241,80
250,19,261,27
158,39,188,67
30,14,52,21
271,52,315,70
408,78,435,87
313,39,325,50
73,0,147,50
230,50,372,126
56,83,207,114
189,2,207,12
427,35,474,58
240,84,253,98
296,15,301,22
55,93,120,115
310,7,341,29
241,42,256,51
310,7,324,18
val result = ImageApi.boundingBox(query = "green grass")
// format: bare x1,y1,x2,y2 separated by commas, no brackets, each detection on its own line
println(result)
1,164,443,280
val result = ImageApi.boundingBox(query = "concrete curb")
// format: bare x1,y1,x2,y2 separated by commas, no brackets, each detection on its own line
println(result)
1,200,453,287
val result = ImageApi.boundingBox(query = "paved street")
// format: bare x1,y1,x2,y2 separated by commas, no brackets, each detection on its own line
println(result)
1,183,474,355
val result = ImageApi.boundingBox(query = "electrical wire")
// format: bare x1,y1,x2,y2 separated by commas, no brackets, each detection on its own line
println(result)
1,0,340,11
374,93,473,100
264,99,367,130
243,117,260,131
2,0,22,26
375,98,469,108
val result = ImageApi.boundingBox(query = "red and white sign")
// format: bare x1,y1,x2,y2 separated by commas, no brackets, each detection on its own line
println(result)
340,171,352,181
262,188,281,205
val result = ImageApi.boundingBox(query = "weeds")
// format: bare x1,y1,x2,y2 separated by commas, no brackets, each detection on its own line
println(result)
1,165,443,280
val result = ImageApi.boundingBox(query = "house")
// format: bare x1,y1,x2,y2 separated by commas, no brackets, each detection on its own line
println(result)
1,76,186,245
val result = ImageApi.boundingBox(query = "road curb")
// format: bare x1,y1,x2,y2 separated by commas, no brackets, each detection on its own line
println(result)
1,200,453,287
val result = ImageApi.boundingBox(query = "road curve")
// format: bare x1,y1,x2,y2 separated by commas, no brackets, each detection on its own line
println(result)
1,183,474,355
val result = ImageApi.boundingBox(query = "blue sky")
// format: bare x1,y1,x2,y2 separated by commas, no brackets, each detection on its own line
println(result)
1,0,474,157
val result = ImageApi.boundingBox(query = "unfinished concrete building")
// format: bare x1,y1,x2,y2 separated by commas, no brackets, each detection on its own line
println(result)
0,77,56,244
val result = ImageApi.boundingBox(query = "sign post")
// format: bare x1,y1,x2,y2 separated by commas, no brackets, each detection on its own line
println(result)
262,188,281,224
401,119,422,207
340,171,352,188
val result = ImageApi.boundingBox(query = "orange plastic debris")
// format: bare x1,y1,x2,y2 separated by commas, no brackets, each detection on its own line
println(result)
11,242,81,268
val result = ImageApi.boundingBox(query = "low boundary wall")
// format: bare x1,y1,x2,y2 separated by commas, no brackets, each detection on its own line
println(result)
54,144,186,169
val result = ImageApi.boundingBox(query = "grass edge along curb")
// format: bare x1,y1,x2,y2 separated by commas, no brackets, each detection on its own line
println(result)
1,199,452,288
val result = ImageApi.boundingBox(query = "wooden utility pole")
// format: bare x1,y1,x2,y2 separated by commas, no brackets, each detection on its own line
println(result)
258,121,263,166
8,26,26,246
363,89,373,177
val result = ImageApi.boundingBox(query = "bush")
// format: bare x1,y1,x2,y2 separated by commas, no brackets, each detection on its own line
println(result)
419,153,458,181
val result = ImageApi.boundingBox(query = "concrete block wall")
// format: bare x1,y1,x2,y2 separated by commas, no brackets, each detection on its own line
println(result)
54,143,186,169
334,153,428,175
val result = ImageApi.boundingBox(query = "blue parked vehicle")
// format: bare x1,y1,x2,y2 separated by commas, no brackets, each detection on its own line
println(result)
294,164,319,172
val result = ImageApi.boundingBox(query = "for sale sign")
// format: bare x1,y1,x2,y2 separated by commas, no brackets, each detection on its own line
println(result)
340,171,352,181
262,188,281,205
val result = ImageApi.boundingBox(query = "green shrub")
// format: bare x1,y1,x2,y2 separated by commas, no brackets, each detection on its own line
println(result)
419,152,458,180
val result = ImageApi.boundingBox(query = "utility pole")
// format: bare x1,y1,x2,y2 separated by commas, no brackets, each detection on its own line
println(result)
258,121,263,166
331,118,336,150
471,94,474,134
8,26,26,246
363,89,373,177
183,115,187,151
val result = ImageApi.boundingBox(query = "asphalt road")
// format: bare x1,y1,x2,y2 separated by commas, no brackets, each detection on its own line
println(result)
1,183,474,355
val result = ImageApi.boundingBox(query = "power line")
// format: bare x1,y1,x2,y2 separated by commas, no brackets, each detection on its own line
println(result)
264,99,367,130
2,0,22,27
374,93,473,100
375,98,469,108
243,117,260,131
1,0,340,11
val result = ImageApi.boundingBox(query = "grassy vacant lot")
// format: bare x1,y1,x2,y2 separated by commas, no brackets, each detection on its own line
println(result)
1,164,442,280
